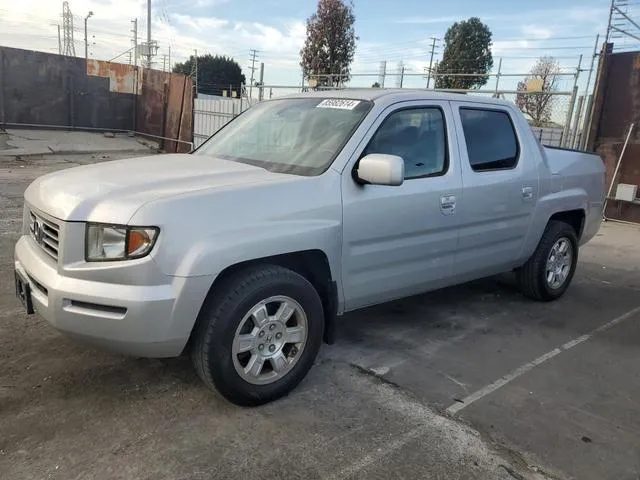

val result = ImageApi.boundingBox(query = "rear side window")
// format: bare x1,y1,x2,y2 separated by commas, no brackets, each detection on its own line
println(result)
459,108,519,171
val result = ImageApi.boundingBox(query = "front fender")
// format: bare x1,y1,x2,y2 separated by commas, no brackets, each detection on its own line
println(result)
174,219,342,280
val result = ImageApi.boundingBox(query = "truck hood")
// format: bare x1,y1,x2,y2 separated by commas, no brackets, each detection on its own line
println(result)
24,154,292,222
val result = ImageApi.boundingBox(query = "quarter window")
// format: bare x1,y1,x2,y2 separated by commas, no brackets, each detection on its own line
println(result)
459,108,519,171
363,107,447,179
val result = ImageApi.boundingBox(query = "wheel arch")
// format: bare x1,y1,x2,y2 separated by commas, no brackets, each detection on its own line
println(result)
549,209,586,240
186,249,338,353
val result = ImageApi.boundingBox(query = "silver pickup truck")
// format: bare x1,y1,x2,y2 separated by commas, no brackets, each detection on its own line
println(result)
14,90,605,405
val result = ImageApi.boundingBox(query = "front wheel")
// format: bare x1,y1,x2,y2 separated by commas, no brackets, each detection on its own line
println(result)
191,265,324,406
517,220,579,301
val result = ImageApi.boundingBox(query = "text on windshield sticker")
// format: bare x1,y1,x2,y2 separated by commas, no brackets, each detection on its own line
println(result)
316,99,361,110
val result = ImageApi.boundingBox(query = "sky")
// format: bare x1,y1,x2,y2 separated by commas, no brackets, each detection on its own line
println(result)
0,0,638,95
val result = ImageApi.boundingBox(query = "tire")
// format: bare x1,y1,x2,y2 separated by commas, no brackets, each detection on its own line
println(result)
517,220,579,301
191,265,324,406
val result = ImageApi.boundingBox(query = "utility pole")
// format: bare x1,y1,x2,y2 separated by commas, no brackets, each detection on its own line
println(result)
131,18,138,67
84,11,94,59
146,0,152,68
605,0,615,43
248,49,259,99
397,61,405,88
168,45,171,72
426,37,439,88
494,57,503,97
258,62,264,101
577,34,600,150
190,49,198,97
61,1,76,57
378,61,386,87
57,25,61,54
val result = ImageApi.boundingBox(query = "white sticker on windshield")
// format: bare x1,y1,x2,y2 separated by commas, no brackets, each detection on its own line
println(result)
316,99,361,110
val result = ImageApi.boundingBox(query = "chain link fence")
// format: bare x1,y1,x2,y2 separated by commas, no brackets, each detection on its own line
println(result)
196,68,590,150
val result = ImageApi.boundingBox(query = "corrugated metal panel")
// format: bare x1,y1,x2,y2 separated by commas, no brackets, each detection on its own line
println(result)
531,126,564,147
193,98,251,147
86,59,136,93
164,75,187,153
136,68,168,138
178,77,194,153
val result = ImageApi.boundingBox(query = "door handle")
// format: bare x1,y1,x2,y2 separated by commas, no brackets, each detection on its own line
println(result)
522,186,534,200
440,195,456,215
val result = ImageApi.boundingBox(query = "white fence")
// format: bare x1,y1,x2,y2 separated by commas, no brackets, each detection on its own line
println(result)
531,127,564,147
193,97,253,148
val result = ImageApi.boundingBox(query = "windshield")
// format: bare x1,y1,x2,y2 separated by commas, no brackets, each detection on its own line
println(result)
194,98,373,176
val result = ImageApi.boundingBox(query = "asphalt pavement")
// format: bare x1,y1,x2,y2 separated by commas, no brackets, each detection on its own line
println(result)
1,140,639,479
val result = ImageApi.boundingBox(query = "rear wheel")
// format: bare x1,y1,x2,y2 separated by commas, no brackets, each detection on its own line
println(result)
191,265,324,406
517,220,578,301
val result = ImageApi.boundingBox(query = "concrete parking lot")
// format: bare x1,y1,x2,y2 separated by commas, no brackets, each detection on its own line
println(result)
1,140,639,480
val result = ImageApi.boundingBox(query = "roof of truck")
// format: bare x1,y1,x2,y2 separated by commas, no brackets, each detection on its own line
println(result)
281,88,512,106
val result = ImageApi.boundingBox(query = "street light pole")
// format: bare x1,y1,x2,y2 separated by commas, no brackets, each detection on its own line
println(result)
84,11,93,59
146,0,152,68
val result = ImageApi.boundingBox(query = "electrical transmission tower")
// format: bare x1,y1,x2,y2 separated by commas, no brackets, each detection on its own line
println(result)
62,1,76,57
606,0,640,44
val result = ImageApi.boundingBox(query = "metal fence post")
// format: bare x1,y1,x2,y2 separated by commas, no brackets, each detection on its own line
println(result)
0,48,5,130
562,86,578,147
561,55,582,147
571,95,584,148
576,34,600,149
579,94,594,150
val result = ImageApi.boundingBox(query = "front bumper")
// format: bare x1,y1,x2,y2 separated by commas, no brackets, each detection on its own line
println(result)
14,235,212,357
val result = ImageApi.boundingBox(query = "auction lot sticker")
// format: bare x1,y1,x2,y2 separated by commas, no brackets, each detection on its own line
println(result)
317,99,361,110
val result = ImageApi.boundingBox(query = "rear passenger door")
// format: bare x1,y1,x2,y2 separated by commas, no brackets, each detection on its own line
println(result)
451,102,539,281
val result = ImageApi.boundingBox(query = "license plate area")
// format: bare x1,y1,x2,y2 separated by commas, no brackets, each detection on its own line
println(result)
15,270,34,314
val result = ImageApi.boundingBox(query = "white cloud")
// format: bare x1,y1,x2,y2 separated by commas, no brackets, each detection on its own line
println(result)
0,0,306,84
521,24,554,40
394,15,469,25
171,13,229,31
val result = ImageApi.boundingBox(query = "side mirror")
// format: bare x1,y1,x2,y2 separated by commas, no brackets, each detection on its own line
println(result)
355,154,404,186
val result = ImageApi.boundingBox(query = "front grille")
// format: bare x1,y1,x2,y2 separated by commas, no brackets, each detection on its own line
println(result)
29,210,60,261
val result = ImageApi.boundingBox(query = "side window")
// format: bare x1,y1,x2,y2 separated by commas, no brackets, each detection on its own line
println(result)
363,107,447,179
459,108,519,171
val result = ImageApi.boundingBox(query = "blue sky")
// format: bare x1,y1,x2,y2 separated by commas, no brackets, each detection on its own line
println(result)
0,0,636,94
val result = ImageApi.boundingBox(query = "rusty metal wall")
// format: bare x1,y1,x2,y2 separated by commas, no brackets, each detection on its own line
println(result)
0,46,135,130
589,48,640,222
0,46,194,152
178,77,194,153
598,52,640,139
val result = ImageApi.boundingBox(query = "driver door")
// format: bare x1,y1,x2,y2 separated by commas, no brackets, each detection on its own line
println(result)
340,101,462,310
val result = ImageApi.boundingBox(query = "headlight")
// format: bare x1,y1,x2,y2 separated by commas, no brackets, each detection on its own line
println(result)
85,223,159,261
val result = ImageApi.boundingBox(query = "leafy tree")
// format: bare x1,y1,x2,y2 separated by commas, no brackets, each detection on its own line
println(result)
173,54,246,97
435,17,493,90
300,0,357,87
371,81,381,88
516,57,561,127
